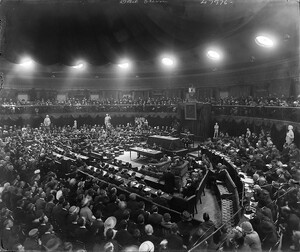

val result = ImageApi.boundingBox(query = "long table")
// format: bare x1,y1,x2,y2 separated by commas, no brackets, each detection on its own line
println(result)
129,146,162,160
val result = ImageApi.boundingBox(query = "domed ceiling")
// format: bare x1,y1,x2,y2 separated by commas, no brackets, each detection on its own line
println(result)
0,0,299,76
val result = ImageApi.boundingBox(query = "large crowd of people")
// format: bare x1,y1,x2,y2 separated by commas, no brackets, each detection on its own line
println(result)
0,115,300,251
0,123,206,252
201,127,300,251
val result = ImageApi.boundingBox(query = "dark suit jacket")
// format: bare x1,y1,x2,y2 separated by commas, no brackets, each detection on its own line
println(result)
162,171,175,194
24,237,41,251
115,229,134,247
1,229,19,250
166,233,184,250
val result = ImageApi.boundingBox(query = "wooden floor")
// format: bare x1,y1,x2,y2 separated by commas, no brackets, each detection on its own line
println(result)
117,150,222,225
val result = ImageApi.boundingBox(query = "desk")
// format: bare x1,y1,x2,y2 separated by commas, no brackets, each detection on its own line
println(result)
129,147,162,160
84,166,172,201
147,135,184,150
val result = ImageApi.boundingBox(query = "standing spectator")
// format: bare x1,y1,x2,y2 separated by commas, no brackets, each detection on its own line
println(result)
191,213,215,248
114,220,134,247
166,223,185,251
1,219,19,250
159,168,175,194
177,211,193,246
147,205,163,235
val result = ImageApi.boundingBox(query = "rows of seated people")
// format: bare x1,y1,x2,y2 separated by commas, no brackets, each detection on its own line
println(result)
2,94,300,107
0,126,211,252
200,129,300,251
0,124,211,252
1,123,300,251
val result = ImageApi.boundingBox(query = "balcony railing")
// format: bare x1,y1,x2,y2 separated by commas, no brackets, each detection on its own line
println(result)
212,105,300,122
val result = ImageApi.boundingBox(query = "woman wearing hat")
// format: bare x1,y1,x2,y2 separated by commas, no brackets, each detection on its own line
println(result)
241,221,262,252
177,211,193,246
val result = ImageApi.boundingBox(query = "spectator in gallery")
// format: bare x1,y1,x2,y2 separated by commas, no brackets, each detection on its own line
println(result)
213,123,219,138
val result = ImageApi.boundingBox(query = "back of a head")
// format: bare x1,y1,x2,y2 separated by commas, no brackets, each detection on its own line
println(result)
145,224,153,235
104,242,114,252
203,213,210,222
77,217,86,227
137,214,145,224
139,201,145,209
123,210,130,220
106,228,114,240
119,219,127,230
171,223,179,234
151,205,158,214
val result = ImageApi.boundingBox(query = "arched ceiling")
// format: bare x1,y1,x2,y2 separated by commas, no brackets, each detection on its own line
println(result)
0,0,299,76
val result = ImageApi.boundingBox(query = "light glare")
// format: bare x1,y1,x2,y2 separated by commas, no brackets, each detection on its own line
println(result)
71,63,84,69
162,57,174,66
255,35,275,48
118,62,130,69
19,58,34,67
207,50,221,61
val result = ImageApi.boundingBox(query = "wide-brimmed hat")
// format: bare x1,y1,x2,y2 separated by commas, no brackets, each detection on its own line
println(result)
139,241,154,252
29,228,39,237
69,206,79,214
45,237,62,252
181,211,192,221
104,216,117,235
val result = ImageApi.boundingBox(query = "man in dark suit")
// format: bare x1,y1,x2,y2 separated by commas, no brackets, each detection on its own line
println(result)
148,205,163,235
1,219,19,250
114,220,134,247
166,224,185,250
159,167,175,194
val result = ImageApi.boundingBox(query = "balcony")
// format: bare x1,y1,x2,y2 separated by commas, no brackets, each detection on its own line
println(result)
212,105,300,123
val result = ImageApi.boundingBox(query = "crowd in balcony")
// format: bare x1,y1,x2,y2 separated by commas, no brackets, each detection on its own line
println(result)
210,94,300,107
0,97,182,115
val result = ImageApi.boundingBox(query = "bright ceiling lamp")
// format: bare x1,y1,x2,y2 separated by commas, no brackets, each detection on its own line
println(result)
207,50,222,61
255,35,275,48
19,57,34,68
118,62,131,69
161,57,174,66
71,63,84,69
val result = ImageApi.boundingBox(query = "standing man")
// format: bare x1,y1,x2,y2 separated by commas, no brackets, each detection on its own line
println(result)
213,123,219,139
159,167,175,194
43,115,51,132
